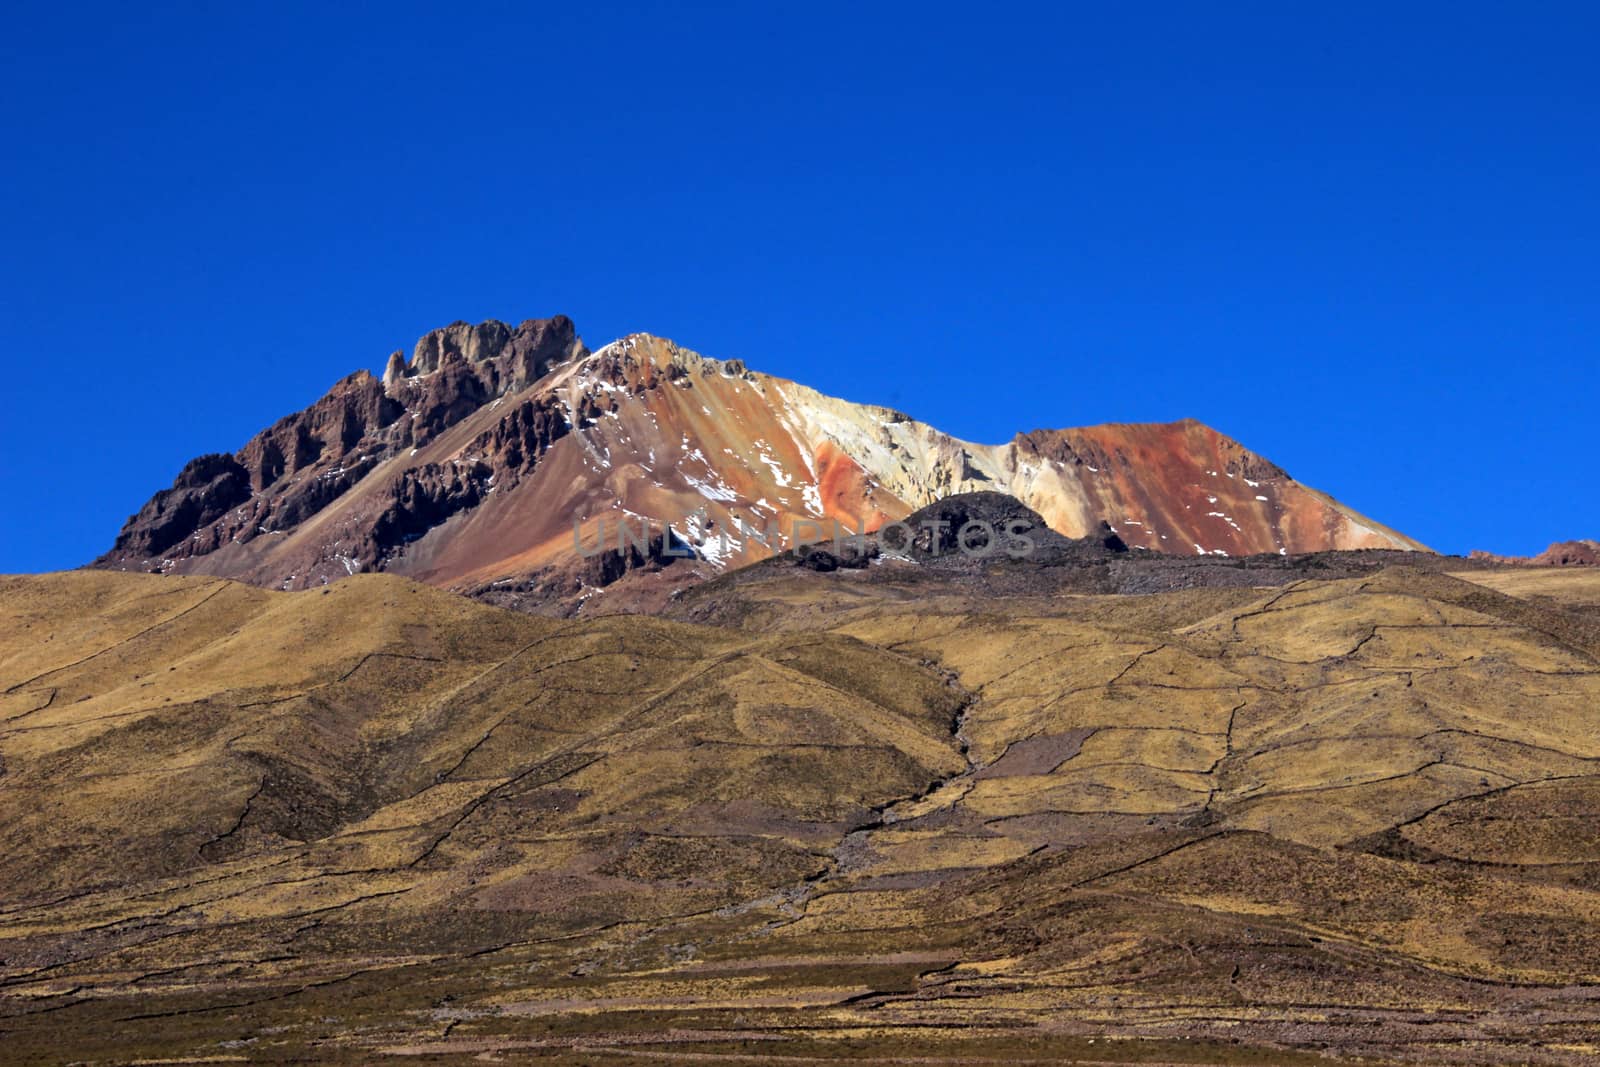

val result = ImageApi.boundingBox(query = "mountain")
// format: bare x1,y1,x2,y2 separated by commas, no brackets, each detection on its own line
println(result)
93,317,1426,611
5,558,1600,1063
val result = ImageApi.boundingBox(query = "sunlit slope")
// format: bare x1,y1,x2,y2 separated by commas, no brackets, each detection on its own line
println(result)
744,568,1600,865
96,322,1427,617
4,566,1600,1063
0,572,962,928
1450,564,1600,610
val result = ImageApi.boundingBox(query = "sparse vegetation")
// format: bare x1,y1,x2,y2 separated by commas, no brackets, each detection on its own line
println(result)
3,563,1599,1064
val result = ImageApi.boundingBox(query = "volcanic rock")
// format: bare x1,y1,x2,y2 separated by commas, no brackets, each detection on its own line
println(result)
1469,539,1600,567
94,317,1429,612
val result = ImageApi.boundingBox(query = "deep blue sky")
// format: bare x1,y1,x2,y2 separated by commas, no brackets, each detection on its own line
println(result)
2,3,1596,568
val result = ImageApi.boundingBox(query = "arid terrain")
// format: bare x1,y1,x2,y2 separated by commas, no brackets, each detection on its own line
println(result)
8,316,1595,1064
5,532,1600,1063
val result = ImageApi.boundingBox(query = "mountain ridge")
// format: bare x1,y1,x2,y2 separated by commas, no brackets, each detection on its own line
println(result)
93,316,1428,612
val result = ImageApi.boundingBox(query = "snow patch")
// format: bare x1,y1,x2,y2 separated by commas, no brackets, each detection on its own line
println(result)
758,452,794,487
801,482,823,516
685,473,738,502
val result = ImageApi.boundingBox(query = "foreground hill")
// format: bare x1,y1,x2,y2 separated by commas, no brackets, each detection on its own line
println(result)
93,317,1425,612
4,560,1600,1064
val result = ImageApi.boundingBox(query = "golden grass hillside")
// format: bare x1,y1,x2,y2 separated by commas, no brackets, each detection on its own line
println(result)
2,566,1599,1064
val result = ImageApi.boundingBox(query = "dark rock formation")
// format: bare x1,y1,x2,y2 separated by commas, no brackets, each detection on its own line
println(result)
575,529,691,587
898,492,1076,561
237,370,402,490
113,454,252,557
98,316,585,581
795,541,878,571
469,396,569,484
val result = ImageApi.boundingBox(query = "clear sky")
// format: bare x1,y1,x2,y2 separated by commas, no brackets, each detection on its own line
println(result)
2,3,1595,569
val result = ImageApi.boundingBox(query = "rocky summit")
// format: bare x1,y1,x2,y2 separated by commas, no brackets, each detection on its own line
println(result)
95,316,1425,614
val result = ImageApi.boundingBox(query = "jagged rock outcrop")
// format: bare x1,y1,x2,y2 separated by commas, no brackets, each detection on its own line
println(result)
237,370,402,490
1537,540,1600,565
1471,539,1600,567
98,315,587,586
382,349,407,389
469,395,569,483
112,454,252,557
407,316,582,391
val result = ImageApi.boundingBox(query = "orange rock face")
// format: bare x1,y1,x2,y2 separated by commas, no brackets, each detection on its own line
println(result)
96,321,1428,609
1008,420,1416,558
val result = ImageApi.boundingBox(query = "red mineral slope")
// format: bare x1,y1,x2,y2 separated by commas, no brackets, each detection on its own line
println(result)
1008,420,1412,557
94,317,1427,611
